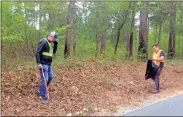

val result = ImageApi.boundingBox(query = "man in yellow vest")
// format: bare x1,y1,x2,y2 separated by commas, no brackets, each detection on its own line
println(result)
151,44,165,94
36,32,58,103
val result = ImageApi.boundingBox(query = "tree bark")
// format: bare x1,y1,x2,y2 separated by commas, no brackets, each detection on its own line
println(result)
72,22,77,57
125,32,130,58
155,22,158,44
64,0,74,58
72,2,76,57
168,3,176,59
100,31,106,54
126,2,135,59
114,2,131,55
138,2,148,61
158,21,162,45
95,9,100,57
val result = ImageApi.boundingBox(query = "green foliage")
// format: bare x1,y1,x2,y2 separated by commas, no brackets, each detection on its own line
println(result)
2,2,27,41
1,1,183,69
166,59,183,65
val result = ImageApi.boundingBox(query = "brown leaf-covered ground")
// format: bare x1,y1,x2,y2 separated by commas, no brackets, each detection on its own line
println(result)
2,61,183,116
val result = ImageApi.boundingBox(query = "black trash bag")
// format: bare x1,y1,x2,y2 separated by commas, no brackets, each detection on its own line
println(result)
145,59,159,80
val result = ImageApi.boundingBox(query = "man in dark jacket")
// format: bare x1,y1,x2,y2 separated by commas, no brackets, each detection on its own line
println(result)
36,31,58,104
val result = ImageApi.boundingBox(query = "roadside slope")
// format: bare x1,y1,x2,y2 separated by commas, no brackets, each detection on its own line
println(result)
2,62,183,116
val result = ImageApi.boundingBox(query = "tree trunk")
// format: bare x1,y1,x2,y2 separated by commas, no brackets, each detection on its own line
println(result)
126,31,133,59
95,10,100,57
126,2,135,59
24,2,29,57
100,31,106,54
129,32,133,57
125,32,131,58
168,4,176,59
72,22,76,57
72,2,76,57
138,2,148,61
64,0,74,58
155,22,158,44
158,21,162,45
48,12,52,30
114,2,131,55
38,2,41,38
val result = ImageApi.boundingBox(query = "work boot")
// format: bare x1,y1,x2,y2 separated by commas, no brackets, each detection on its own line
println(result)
145,75,148,79
42,99,48,104
151,89,160,94
39,96,48,104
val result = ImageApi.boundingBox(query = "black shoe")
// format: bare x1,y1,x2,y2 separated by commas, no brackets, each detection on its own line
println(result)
151,89,160,94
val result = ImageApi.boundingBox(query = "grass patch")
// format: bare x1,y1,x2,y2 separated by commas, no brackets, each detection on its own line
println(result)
165,59,183,65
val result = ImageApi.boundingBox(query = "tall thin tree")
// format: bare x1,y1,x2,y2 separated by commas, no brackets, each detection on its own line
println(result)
126,2,136,59
114,2,131,55
64,0,74,58
168,2,177,59
138,2,148,61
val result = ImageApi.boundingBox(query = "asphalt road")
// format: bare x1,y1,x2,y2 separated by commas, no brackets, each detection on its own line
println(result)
124,94,183,116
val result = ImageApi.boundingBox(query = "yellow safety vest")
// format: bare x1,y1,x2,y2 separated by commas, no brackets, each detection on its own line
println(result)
152,49,165,66
42,38,53,57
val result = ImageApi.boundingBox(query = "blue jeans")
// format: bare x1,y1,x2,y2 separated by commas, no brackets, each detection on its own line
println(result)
39,64,54,100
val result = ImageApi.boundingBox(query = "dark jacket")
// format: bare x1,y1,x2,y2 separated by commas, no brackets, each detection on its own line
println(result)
145,59,159,80
36,38,58,65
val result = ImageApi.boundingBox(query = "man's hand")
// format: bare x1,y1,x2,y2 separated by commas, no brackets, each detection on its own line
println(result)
38,64,43,70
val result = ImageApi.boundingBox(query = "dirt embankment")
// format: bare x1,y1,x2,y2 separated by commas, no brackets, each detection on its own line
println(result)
2,62,183,116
